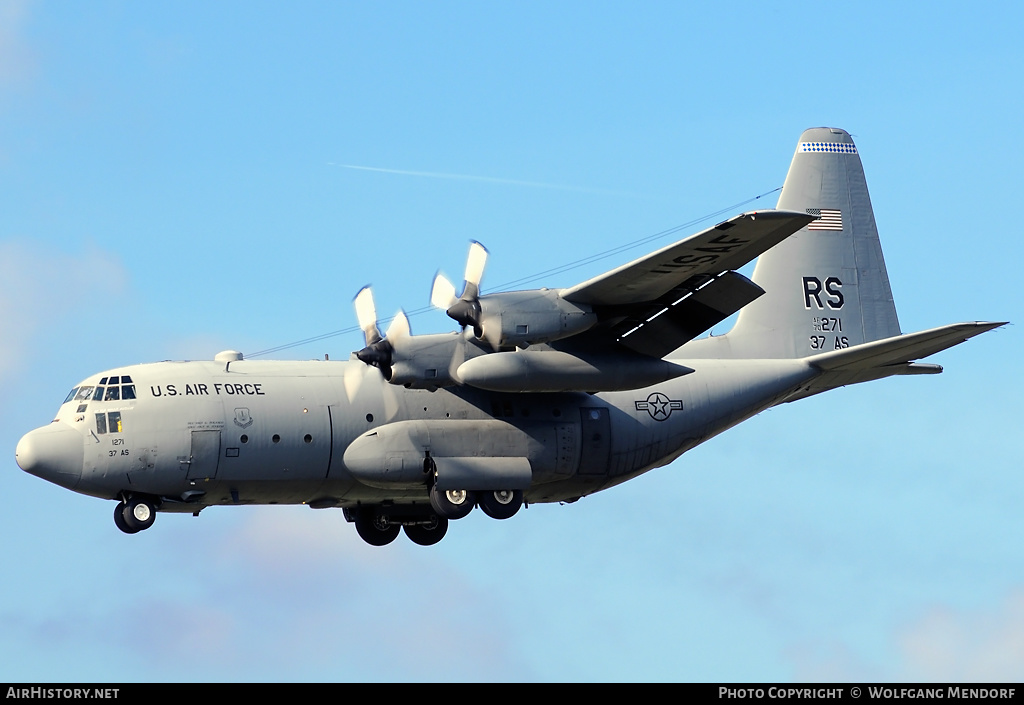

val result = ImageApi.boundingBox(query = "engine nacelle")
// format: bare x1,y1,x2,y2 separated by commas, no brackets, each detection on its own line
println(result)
386,333,466,389
457,349,693,393
477,290,596,348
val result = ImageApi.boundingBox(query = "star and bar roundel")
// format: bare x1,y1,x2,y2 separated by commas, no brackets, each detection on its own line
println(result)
635,392,683,421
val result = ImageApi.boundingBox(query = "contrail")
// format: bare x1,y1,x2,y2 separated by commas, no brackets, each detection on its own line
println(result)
329,163,645,198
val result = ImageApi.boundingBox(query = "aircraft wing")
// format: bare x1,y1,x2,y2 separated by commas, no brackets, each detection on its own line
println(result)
560,210,815,307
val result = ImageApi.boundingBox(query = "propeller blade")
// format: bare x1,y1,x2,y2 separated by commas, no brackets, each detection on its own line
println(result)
386,309,411,341
462,240,488,299
430,273,458,310
354,286,382,346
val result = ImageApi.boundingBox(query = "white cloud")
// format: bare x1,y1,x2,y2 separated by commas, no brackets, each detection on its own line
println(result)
0,0,37,88
791,589,1024,682
898,591,1024,682
0,240,127,382
2,507,536,681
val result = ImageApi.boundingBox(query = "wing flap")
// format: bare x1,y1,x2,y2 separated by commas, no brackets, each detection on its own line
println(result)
561,209,814,307
615,271,765,357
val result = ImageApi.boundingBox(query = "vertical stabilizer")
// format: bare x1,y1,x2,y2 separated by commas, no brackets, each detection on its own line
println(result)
689,127,901,359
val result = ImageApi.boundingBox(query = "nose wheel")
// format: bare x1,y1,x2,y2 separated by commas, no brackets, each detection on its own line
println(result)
114,497,157,534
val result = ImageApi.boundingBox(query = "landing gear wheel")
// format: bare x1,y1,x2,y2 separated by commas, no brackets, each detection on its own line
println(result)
353,509,401,546
403,515,449,546
478,489,523,520
113,502,139,534
429,485,475,520
119,498,156,532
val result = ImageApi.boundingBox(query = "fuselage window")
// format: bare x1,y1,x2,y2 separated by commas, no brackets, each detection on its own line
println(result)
95,411,123,434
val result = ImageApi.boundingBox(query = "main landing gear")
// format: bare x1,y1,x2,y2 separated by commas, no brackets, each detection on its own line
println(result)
349,505,449,547
349,486,525,547
113,496,158,534
477,489,523,520
429,486,524,521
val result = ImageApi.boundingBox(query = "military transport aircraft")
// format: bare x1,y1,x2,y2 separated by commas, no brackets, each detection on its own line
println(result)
15,127,1004,546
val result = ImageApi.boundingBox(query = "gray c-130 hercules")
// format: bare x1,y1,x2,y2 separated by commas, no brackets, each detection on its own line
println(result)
15,128,1005,546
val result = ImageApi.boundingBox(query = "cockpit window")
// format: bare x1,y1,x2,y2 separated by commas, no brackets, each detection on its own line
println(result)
79,378,137,403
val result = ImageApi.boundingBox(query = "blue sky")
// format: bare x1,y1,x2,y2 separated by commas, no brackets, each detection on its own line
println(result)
2,0,1022,682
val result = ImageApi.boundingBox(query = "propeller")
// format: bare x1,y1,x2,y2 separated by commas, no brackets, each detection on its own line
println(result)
353,286,410,380
431,241,488,338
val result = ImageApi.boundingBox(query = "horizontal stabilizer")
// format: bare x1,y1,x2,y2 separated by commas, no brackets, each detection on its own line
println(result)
806,322,1007,372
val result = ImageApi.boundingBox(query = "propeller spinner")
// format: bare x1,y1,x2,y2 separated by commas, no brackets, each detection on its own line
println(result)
353,286,410,380
431,241,488,338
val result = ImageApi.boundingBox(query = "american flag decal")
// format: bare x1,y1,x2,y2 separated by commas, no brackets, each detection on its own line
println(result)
806,208,843,231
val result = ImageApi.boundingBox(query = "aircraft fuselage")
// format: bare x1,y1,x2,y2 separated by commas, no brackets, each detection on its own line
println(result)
18,355,816,513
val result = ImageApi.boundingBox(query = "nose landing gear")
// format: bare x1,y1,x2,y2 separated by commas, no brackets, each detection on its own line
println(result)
113,496,157,534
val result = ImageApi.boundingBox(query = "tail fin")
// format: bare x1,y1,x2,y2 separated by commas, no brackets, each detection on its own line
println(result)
710,127,902,359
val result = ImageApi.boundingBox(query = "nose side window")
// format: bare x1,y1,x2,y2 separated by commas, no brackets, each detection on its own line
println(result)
96,413,108,435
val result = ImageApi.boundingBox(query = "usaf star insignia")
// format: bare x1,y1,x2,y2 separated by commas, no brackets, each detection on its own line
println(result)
635,392,683,421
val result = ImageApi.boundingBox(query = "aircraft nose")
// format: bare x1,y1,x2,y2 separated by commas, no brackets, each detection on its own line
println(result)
16,423,84,490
